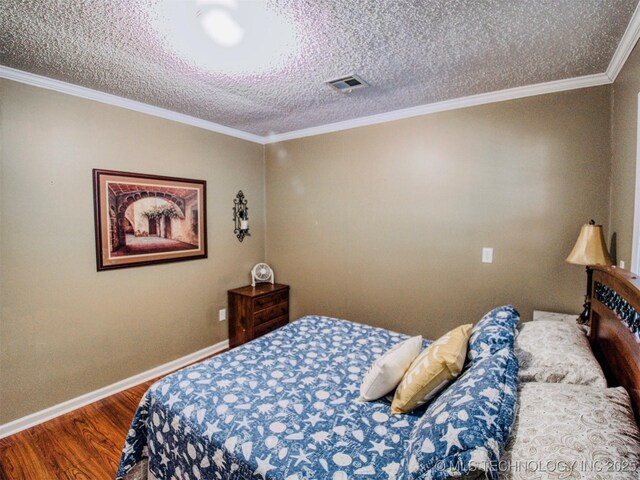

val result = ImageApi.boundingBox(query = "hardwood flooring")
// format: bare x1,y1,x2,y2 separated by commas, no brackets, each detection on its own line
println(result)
0,380,151,480
0,352,224,480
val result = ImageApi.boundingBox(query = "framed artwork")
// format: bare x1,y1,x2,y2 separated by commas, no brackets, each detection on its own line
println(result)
93,169,207,271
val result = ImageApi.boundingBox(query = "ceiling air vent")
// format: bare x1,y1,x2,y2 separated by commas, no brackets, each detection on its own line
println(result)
326,74,369,93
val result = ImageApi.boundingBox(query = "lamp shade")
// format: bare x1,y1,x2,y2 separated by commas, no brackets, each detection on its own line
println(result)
566,223,613,266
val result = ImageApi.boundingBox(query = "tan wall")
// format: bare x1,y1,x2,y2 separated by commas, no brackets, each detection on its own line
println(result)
0,79,265,423
266,87,612,338
0,78,617,424
610,43,640,267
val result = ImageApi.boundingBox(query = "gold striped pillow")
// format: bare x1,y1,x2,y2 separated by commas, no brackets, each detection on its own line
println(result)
391,324,472,414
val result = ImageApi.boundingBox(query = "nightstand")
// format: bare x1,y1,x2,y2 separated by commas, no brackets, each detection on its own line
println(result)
532,310,578,322
533,310,588,334
227,283,290,348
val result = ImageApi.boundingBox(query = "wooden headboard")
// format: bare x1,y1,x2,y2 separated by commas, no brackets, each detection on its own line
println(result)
589,266,640,423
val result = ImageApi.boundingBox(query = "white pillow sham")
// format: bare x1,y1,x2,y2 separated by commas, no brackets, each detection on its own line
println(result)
501,383,640,479
515,320,606,387
359,335,423,401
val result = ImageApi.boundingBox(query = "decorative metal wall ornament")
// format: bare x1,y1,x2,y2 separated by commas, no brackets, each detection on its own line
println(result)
233,190,250,242
595,281,640,340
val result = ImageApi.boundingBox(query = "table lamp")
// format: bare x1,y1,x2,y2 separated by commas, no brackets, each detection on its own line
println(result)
566,220,613,324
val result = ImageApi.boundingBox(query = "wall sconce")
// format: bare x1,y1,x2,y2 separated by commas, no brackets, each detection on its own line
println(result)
233,190,250,242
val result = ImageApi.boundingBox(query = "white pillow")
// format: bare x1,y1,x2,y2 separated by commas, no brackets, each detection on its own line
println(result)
515,320,606,387
359,335,423,401
501,383,640,479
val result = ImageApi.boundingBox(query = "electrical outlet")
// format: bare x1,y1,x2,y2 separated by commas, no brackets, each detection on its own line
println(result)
619,260,626,269
218,308,226,321
482,247,493,264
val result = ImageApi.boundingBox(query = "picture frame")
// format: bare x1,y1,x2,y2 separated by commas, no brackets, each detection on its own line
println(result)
93,169,207,271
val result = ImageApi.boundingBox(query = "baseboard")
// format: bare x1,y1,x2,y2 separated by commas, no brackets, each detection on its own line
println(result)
0,339,229,439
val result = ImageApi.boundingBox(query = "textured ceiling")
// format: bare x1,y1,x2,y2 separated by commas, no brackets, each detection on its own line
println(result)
1,0,638,137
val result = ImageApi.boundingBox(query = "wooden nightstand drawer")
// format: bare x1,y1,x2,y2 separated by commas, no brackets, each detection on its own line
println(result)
254,290,288,311
228,283,290,348
254,315,288,338
254,301,288,326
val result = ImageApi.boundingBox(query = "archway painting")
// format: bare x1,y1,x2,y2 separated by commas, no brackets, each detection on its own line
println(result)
93,169,207,271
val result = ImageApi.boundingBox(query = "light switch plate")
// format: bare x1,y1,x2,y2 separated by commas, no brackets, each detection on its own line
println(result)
482,247,493,264
218,308,226,321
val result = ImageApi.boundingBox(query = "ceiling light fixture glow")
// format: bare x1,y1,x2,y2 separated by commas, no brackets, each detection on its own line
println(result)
201,9,245,47
153,0,301,75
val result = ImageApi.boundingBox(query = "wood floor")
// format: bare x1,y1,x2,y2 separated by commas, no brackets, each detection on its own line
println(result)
0,352,224,480
0,380,152,480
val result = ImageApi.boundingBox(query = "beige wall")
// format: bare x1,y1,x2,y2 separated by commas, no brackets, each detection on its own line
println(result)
0,77,619,425
266,87,612,338
0,79,265,423
610,43,640,267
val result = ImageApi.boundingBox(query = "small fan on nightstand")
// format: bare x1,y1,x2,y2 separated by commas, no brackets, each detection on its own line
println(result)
251,263,274,287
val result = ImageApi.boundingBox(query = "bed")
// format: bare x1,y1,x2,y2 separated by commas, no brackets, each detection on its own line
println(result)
117,266,640,480
117,318,439,479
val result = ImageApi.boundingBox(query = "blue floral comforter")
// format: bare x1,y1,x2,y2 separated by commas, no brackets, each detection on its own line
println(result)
116,316,432,480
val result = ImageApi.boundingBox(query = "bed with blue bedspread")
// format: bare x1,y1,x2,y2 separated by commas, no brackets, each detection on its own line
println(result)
117,313,519,480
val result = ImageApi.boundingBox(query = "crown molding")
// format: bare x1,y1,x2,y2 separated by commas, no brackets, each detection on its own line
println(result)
0,66,265,145
606,2,640,82
0,66,619,146
0,339,229,439
264,73,612,143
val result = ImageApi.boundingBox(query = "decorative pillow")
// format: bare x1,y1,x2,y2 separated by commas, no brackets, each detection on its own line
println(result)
515,320,606,387
391,324,472,414
359,335,423,401
467,305,520,363
501,383,640,479
402,347,519,480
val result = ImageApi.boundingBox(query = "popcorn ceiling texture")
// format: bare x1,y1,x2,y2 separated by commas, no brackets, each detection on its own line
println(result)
1,0,637,136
